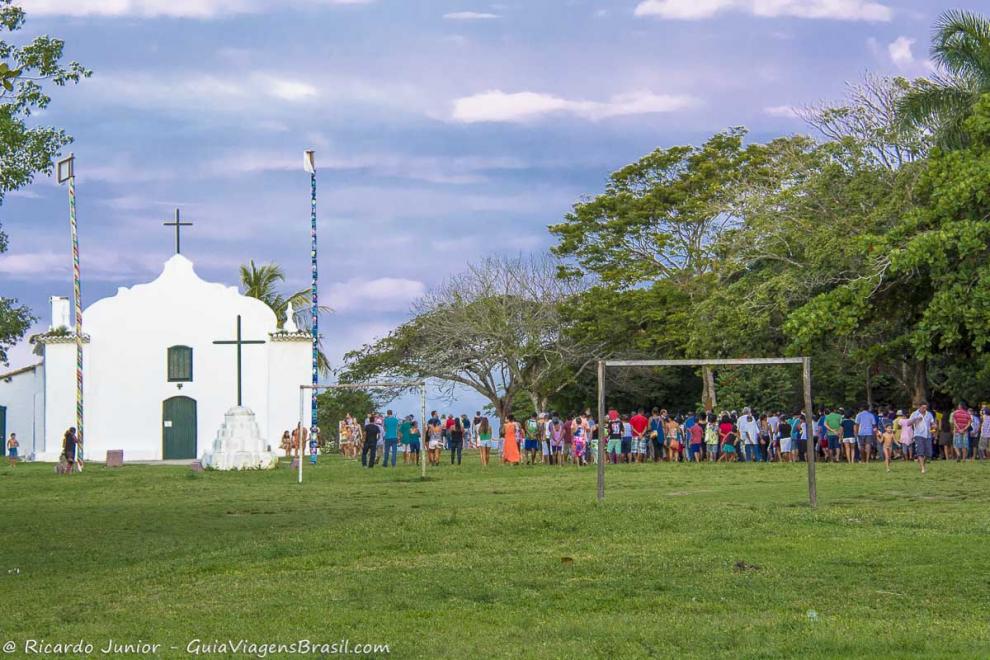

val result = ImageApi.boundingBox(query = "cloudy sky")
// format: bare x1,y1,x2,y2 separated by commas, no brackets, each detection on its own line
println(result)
0,0,975,413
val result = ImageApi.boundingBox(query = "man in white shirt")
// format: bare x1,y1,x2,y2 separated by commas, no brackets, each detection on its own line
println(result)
908,402,936,474
737,407,762,462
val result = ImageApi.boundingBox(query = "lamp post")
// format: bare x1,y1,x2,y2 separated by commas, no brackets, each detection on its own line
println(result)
304,150,318,449
56,153,83,458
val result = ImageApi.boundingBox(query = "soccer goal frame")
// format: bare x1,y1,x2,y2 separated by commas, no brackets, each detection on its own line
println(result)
596,357,818,508
297,381,428,483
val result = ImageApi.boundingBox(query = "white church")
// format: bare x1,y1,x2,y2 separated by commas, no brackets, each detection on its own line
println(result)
0,253,312,463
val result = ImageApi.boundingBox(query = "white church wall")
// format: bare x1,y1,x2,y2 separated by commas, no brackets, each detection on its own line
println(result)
41,342,77,460
79,256,278,462
0,363,44,458
266,336,312,454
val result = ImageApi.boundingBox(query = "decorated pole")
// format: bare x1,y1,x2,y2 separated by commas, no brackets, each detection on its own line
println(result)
304,150,318,446
57,154,83,460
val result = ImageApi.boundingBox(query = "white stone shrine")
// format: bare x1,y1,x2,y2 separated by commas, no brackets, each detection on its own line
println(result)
201,406,278,470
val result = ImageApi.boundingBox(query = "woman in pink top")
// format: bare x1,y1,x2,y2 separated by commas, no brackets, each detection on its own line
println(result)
896,412,914,460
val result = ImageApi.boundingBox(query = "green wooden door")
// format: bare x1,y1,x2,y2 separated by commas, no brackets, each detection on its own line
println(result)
162,396,197,459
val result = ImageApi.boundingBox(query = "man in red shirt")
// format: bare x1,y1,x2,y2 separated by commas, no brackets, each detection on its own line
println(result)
629,409,649,463
951,402,971,461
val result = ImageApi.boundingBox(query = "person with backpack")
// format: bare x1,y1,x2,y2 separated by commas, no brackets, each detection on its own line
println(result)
524,413,541,465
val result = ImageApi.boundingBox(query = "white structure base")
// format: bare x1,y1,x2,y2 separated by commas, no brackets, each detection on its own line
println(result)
201,406,277,470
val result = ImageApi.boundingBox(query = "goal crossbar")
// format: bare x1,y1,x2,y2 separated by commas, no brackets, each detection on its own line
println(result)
596,358,817,508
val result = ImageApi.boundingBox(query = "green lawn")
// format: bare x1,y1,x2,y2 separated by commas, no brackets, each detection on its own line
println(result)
1,455,988,658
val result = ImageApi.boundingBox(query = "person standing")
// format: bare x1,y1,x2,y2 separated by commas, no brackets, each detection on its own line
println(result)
737,408,761,463
427,416,443,466
524,413,540,465
718,414,736,462
840,410,857,464
7,433,18,467
704,414,719,461
62,427,79,474
630,408,648,464
406,420,421,466
894,410,913,460
980,407,990,460
854,405,877,463
950,402,971,462
361,415,381,468
449,416,465,465
605,410,623,464
880,420,895,471
381,410,400,468
648,408,664,462
398,416,412,464
473,411,483,449
478,417,493,466
908,402,936,474
502,415,520,465
572,416,587,466
561,415,574,464
688,417,704,463
822,408,842,463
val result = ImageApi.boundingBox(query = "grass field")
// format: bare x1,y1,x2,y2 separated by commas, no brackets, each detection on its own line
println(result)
1,454,989,658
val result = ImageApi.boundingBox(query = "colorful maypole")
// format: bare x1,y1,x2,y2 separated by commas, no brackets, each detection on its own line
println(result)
304,150,318,440
57,153,83,459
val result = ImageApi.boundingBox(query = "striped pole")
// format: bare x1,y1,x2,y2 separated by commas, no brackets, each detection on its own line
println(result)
306,151,318,441
57,154,83,461
70,174,83,457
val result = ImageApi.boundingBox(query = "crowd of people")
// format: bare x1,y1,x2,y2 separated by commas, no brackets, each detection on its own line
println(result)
339,401,990,475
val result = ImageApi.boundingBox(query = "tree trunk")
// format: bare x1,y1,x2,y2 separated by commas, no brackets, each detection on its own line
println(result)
702,367,717,412
526,392,549,415
900,359,928,407
910,359,928,407
865,365,873,409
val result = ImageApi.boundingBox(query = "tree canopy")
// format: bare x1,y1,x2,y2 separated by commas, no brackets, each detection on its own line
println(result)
0,1,89,365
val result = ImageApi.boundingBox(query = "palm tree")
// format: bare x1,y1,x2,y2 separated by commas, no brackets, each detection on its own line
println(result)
239,260,332,375
897,10,990,148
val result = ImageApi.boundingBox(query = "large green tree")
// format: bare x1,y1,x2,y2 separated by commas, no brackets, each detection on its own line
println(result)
0,0,89,365
343,256,598,419
787,95,990,406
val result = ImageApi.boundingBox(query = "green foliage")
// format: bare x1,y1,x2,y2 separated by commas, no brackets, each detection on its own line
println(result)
0,0,90,201
239,260,331,374
897,9,990,148
0,1,89,364
316,387,376,445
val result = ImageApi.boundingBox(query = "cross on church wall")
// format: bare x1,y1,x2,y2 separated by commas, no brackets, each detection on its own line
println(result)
212,315,266,407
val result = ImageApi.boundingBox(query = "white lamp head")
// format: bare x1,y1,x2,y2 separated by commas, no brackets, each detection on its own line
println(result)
303,149,316,174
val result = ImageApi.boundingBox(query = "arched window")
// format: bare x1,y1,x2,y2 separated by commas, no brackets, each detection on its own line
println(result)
167,345,193,382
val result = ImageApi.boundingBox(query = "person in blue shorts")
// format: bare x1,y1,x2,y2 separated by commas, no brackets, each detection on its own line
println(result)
7,433,17,467
524,413,541,465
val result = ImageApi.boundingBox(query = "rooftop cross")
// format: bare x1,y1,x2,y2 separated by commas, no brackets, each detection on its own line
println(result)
163,208,193,255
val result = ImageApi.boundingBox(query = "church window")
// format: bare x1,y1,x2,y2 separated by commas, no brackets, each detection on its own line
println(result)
167,345,193,382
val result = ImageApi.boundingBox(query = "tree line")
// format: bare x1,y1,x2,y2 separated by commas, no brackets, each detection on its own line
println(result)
344,10,990,418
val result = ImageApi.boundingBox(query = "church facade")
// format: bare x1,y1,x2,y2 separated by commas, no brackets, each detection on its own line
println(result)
0,255,312,462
